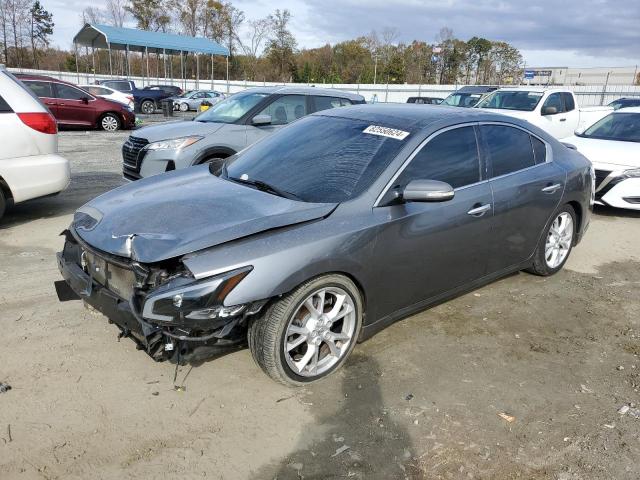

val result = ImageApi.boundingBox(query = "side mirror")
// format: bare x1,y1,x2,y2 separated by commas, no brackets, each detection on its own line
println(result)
81,97,89,104
402,179,455,202
574,126,586,135
252,114,272,126
541,106,557,116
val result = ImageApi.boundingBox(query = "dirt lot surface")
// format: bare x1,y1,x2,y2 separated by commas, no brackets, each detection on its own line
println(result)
1,126,640,480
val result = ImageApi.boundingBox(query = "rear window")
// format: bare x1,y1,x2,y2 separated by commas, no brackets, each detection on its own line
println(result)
313,96,352,112
482,125,536,177
24,80,53,98
0,94,11,112
105,81,132,92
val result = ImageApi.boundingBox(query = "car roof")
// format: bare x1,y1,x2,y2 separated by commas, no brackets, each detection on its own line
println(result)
313,103,526,131
494,86,568,93
14,74,77,86
456,85,497,93
237,85,364,101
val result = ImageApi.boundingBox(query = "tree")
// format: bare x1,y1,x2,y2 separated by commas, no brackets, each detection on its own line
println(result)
106,0,127,27
29,0,53,68
265,9,296,81
126,0,169,31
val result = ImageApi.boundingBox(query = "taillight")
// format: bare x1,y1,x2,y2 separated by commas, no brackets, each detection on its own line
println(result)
17,112,57,134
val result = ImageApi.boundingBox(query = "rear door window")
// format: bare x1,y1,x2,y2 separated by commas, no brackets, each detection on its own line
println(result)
24,80,53,98
313,96,352,112
0,94,11,112
562,93,575,112
258,95,307,125
396,126,481,189
482,125,536,177
531,136,547,164
54,83,88,100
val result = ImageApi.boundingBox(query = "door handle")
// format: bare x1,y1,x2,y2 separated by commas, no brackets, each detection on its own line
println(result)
559,118,567,122
467,203,491,216
542,183,562,193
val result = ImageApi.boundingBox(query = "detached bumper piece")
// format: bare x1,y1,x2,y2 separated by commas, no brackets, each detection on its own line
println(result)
55,234,246,364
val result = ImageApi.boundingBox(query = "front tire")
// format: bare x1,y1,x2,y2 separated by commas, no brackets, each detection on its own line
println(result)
249,274,363,386
100,113,121,131
179,102,189,112
527,204,576,276
140,100,155,114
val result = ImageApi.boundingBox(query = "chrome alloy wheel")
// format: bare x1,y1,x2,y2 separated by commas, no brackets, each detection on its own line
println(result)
101,115,119,131
283,287,357,377
545,212,573,269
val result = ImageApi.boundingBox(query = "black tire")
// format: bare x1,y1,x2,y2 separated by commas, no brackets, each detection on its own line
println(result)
248,274,363,386
526,204,576,276
99,113,121,131
141,100,155,114
198,156,226,175
0,188,6,221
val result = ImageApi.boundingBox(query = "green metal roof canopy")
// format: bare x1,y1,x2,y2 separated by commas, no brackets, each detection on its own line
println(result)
74,24,229,56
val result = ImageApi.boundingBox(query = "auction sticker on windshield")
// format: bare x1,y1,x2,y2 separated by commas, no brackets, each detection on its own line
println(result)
363,125,410,140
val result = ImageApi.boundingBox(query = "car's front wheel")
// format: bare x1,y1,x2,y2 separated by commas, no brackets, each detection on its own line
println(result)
100,113,121,131
249,274,363,386
527,204,576,276
179,102,189,112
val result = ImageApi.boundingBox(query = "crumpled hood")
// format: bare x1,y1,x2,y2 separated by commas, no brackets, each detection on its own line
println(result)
73,166,337,263
134,120,225,142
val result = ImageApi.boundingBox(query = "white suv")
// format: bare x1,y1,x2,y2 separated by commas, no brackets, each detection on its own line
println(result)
0,67,70,220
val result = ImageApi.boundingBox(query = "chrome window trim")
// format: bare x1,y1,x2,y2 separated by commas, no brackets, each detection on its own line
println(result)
374,122,481,207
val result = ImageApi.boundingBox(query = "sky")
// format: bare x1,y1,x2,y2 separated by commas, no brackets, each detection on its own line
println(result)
47,0,640,68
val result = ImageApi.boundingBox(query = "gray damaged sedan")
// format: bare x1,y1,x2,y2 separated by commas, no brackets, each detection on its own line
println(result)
56,104,594,385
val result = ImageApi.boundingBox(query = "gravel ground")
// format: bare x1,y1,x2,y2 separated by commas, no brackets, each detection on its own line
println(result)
1,124,639,480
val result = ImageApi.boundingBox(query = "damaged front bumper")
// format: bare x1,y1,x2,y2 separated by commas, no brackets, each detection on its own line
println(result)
55,230,261,363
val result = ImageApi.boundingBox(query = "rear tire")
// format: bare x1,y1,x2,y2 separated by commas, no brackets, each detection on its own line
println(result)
526,204,576,276
100,113,121,131
141,100,155,114
0,189,6,221
249,274,363,386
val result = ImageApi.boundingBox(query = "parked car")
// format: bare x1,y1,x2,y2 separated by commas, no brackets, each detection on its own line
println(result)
56,104,592,385
475,87,612,138
145,84,183,97
0,67,70,220
562,108,640,210
406,96,442,105
19,75,135,131
79,84,134,109
441,86,497,108
171,90,226,112
121,86,366,181
97,79,172,114
608,97,640,110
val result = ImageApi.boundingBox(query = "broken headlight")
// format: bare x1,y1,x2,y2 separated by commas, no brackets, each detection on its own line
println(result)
141,267,251,323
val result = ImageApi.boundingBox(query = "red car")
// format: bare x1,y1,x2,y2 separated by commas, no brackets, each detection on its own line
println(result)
18,75,135,131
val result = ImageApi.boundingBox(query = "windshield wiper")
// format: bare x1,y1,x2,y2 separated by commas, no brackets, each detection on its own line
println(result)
228,175,302,201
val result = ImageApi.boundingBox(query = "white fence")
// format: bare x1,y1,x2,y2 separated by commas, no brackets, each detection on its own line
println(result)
10,68,640,106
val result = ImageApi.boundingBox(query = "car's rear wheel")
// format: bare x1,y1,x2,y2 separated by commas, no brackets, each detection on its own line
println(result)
179,102,189,112
100,113,121,132
141,100,155,114
0,189,6,221
527,204,576,276
249,274,362,386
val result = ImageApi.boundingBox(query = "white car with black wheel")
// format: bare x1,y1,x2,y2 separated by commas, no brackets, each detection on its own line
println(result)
79,84,134,110
563,107,640,210
0,67,70,220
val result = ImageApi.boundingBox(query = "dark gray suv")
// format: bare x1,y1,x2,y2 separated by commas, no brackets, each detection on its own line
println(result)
122,86,365,180
57,105,592,386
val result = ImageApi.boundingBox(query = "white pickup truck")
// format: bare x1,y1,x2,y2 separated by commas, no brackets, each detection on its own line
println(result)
475,87,612,138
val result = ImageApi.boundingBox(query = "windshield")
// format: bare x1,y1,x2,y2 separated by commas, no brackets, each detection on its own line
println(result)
579,112,640,142
476,91,544,111
441,93,483,108
195,91,268,123
225,115,410,203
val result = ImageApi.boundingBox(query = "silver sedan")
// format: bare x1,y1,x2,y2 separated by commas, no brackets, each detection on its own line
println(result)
171,90,226,112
